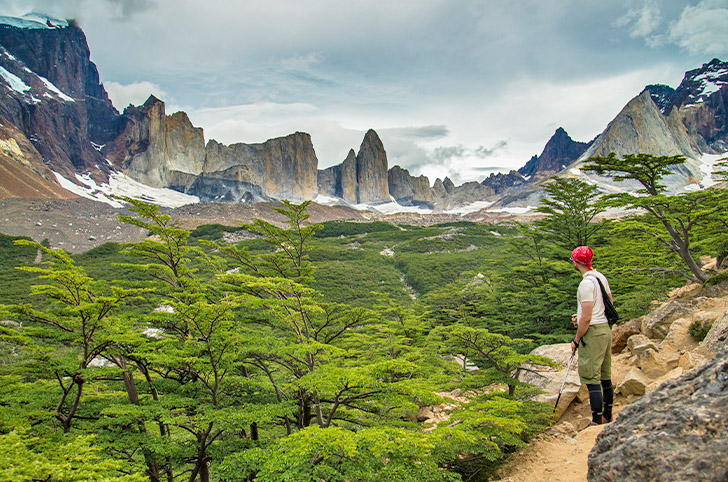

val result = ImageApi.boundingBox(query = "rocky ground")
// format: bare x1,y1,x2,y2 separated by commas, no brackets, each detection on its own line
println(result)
492,280,728,482
0,197,533,253
0,198,367,253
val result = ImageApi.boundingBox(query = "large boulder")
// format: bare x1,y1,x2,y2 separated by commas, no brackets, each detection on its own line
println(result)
519,343,581,419
588,349,728,482
641,299,693,340
617,367,649,397
698,310,728,358
611,316,642,353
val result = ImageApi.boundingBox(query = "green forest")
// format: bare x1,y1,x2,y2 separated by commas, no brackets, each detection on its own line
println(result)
1,155,726,481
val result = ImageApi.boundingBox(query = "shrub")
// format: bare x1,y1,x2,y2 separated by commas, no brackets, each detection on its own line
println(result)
688,319,712,342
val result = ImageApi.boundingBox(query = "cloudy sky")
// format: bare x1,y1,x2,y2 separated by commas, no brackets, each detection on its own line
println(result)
2,0,727,184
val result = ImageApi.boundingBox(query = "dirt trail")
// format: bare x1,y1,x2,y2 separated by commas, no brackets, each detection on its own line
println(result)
494,398,629,482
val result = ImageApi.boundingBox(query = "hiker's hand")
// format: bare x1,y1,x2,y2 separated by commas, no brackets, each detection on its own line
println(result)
571,339,578,355
571,314,578,327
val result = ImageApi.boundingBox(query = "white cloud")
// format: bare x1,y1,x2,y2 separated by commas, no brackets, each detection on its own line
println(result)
105,80,168,109
669,0,728,56
616,0,663,39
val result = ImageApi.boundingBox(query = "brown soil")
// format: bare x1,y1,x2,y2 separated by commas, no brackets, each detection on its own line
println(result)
494,400,628,482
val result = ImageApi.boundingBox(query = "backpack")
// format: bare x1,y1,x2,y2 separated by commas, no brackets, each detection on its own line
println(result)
588,275,619,327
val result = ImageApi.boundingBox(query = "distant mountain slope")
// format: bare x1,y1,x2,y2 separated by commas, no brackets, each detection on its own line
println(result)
0,14,725,213
0,116,74,199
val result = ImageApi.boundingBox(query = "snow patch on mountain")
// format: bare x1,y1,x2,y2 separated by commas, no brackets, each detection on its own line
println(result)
0,14,68,29
445,201,495,215
0,65,30,93
683,61,728,106
38,75,74,102
53,170,199,208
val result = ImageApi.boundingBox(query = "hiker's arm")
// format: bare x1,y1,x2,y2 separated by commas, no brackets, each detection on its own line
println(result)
572,301,593,353
576,301,592,341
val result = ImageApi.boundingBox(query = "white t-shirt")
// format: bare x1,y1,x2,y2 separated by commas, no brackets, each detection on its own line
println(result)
576,270,611,325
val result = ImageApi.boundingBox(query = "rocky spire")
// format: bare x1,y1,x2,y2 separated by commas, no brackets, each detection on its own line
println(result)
355,129,390,203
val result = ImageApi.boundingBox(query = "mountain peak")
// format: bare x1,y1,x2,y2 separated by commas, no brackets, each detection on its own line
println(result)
517,127,590,179
670,57,728,110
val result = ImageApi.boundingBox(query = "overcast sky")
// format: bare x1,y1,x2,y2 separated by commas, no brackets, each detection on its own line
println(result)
2,0,727,184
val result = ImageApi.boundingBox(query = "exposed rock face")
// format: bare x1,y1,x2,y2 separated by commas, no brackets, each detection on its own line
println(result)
201,132,318,201
432,178,447,198
518,128,591,179
588,348,728,482
105,96,206,189
669,60,728,152
0,17,122,189
318,131,391,204
317,149,357,202
341,149,357,202
643,83,676,113
578,90,701,162
481,171,527,194
356,129,390,203
0,40,111,179
388,165,434,207
105,96,175,188
0,19,120,144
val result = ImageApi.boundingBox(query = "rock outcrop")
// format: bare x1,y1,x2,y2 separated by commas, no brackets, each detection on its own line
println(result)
318,131,392,204
480,171,527,195
355,129,390,204
668,58,728,153
518,344,585,418
317,149,357,202
201,131,319,202
588,348,728,482
577,90,701,163
104,96,202,188
0,17,120,183
388,165,434,207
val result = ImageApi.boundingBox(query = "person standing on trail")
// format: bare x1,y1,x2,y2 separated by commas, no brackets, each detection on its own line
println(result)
570,246,614,425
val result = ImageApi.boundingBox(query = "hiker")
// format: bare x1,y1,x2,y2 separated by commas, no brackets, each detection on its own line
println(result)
570,246,614,425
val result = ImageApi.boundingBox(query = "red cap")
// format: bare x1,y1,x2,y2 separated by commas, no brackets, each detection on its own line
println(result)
571,246,593,269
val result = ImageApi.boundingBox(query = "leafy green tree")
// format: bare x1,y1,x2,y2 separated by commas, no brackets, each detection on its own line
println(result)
5,241,135,433
428,324,553,480
582,153,728,282
114,197,275,482
0,430,145,482
535,177,606,250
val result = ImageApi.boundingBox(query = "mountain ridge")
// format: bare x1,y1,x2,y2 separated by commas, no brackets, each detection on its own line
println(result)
0,14,726,213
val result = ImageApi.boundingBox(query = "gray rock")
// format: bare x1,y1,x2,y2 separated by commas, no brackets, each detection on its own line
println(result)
518,343,581,419
588,349,728,482
627,334,659,356
388,165,434,207
642,299,694,340
355,129,390,203
701,311,728,357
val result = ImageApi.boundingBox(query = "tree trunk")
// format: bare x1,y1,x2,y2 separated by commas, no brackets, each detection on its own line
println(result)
662,219,709,282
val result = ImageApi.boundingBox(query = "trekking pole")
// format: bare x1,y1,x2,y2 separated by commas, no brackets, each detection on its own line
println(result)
553,352,575,413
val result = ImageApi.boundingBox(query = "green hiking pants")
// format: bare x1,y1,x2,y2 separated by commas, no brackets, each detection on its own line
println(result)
577,322,612,384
